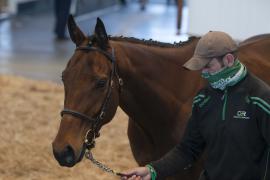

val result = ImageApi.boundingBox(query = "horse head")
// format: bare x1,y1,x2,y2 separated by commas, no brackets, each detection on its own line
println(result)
52,16,121,167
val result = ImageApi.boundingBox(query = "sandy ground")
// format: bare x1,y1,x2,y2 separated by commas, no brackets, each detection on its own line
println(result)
0,75,137,180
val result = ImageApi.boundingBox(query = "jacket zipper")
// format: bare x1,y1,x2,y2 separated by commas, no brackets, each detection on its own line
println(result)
222,89,228,121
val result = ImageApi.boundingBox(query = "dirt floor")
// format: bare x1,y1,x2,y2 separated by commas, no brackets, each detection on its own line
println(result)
0,75,137,180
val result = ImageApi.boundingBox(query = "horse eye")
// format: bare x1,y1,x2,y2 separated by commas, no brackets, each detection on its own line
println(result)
96,79,107,88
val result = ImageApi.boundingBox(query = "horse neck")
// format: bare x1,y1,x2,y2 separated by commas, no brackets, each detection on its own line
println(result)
111,39,203,127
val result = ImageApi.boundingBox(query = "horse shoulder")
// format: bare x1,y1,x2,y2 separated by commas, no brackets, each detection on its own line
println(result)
238,35,270,85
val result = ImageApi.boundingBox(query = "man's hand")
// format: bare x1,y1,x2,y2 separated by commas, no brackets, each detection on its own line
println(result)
120,166,151,180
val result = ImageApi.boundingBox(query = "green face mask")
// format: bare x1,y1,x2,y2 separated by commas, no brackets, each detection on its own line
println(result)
201,60,247,90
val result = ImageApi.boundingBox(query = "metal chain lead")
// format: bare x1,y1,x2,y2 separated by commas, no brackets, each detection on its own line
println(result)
85,150,123,177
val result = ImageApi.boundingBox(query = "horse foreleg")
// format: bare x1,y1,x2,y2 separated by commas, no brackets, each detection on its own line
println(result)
127,117,155,166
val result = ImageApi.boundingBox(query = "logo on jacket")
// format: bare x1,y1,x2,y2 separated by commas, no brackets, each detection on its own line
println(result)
233,111,250,119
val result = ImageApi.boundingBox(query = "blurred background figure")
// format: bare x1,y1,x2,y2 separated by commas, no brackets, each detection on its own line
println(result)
167,0,177,5
0,0,9,20
119,0,127,6
139,0,148,10
54,0,71,40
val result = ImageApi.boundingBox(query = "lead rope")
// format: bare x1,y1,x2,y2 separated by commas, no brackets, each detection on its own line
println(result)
84,130,124,177
84,150,125,177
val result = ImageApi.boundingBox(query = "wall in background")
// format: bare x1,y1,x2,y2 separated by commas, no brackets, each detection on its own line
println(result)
187,0,270,40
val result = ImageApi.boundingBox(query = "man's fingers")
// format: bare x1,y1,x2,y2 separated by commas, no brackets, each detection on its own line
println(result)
120,167,149,180
130,175,137,180
119,173,136,180
120,174,139,180
120,168,142,177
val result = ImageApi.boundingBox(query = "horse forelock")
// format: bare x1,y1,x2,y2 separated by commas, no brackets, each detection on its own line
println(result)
87,35,199,48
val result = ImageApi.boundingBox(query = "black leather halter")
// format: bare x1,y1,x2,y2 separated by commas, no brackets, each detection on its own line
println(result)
60,45,122,149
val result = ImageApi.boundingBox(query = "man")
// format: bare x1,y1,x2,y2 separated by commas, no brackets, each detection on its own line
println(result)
54,0,71,40
121,31,270,180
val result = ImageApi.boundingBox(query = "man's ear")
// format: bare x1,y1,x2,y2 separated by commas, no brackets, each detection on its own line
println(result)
223,53,235,67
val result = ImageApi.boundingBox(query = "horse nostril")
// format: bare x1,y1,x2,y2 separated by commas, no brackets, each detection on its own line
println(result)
63,145,75,165
53,145,76,167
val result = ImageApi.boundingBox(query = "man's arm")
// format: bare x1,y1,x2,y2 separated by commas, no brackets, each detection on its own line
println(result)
121,96,207,180
150,105,206,179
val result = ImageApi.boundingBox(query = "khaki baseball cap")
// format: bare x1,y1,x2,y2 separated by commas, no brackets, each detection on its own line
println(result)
183,31,238,70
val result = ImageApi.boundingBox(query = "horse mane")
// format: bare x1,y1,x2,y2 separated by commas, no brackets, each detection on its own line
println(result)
108,35,199,48
88,35,199,48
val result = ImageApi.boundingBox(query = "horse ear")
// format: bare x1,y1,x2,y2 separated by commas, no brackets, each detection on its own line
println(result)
94,17,109,49
67,15,86,46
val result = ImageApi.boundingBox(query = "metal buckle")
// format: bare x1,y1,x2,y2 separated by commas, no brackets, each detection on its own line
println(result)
84,129,95,146
118,78,123,86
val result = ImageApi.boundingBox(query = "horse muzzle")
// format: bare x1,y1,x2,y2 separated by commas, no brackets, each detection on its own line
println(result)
52,143,86,167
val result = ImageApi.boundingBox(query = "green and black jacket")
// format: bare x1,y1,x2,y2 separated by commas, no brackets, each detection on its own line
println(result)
152,73,270,180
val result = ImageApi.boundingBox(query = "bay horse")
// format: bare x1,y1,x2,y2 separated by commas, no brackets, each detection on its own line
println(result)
52,16,270,180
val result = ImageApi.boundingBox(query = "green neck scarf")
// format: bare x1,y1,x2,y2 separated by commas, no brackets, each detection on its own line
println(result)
201,60,247,90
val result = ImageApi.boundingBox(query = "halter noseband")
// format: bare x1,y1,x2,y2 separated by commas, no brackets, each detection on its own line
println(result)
60,45,122,149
